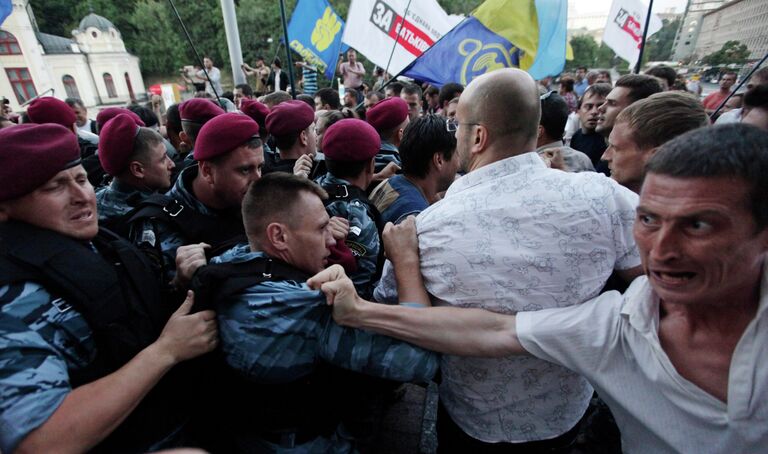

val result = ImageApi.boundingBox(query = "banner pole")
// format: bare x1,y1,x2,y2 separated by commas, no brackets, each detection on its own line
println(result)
634,0,654,74
279,0,297,99
382,0,413,79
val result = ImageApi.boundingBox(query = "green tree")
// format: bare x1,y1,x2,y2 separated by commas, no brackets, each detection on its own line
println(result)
567,35,598,70
702,40,750,65
128,0,187,75
642,18,680,66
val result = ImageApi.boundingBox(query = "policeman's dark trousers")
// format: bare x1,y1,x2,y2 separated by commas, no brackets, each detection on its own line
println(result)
436,402,579,454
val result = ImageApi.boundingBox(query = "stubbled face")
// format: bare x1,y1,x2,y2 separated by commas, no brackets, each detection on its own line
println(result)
720,74,736,90
602,123,649,193
453,100,475,173
578,91,606,133
283,191,336,273
208,145,264,209
140,141,175,191
71,104,88,127
0,165,98,240
596,86,632,136
634,174,768,308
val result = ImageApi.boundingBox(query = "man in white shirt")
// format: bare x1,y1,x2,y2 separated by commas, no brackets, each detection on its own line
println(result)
370,68,642,451
196,56,222,97
310,123,768,454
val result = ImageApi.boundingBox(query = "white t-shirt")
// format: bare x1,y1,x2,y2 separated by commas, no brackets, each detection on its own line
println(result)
518,272,768,453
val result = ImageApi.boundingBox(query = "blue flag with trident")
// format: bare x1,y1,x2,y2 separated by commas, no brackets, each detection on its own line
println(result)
0,0,13,26
287,0,349,79
403,0,570,87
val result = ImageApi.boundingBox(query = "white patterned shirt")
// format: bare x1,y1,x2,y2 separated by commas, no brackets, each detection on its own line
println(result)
517,269,768,453
377,152,639,442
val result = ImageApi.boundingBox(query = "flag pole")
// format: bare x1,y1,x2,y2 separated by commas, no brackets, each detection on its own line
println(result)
710,50,768,120
278,0,297,99
634,0,654,74
383,0,413,79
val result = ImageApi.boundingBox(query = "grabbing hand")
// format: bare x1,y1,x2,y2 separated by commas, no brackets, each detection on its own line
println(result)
155,291,218,363
293,154,314,178
173,243,210,288
374,161,401,181
382,216,420,266
328,216,350,241
307,265,362,326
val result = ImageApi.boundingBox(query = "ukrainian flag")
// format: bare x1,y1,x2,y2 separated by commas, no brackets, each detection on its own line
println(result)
403,0,570,86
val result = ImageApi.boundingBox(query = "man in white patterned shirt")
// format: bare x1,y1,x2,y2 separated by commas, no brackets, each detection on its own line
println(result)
372,68,642,451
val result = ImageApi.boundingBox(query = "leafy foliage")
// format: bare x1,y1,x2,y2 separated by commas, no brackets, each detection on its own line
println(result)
701,40,750,66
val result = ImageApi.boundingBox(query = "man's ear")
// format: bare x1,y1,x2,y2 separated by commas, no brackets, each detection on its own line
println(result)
128,160,145,179
432,151,445,171
299,128,309,147
265,222,289,251
198,160,215,185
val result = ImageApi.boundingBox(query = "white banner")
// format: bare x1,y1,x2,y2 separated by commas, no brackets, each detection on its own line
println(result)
342,0,462,75
602,0,662,67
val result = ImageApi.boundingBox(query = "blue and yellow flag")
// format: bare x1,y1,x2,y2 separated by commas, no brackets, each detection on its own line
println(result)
403,0,569,86
0,0,12,26
287,0,348,79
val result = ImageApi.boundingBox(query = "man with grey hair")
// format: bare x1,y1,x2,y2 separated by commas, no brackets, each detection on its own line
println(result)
371,68,642,451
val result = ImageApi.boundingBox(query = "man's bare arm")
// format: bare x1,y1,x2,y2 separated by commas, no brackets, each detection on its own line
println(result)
16,293,217,453
382,217,431,306
308,266,527,358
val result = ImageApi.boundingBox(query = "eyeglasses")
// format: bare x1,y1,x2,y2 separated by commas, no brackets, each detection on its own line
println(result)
446,119,479,132
540,90,557,100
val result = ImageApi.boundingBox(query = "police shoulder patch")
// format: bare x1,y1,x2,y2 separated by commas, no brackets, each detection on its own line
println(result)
346,241,367,257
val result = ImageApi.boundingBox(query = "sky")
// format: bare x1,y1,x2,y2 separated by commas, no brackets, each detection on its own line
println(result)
572,0,689,15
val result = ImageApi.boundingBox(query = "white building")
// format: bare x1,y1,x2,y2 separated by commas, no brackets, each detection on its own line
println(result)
0,0,145,112
694,0,768,62
671,0,726,62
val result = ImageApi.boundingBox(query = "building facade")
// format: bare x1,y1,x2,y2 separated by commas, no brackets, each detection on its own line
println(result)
694,0,768,62
671,0,726,62
0,0,145,112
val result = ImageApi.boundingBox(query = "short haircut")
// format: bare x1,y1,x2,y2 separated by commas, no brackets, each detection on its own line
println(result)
438,83,464,107
315,88,341,109
645,65,677,88
345,88,359,100
615,74,664,104
385,82,403,96
326,157,372,180
273,57,282,69
751,66,768,86
744,84,768,109
297,94,316,110
235,83,253,97
64,98,85,109
646,124,768,229
424,85,439,97
242,172,328,240
165,104,181,135
130,127,165,166
578,82,612,109
401,82,422,99
539,92,569,140
261,91,292,108
559,76,575,93
317,109,344,130
723,71,737,78
366,91,384,103
616,91,709,151
127,104,159,128
578,66,587,72
400,115,456,178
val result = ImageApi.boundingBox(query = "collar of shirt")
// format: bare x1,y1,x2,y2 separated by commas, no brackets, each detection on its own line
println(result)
211,243,260,264
445,151,543,198
110,178,154,199
317,172,351,186
166,165,215,216
380,141,398,152
535,141,564,152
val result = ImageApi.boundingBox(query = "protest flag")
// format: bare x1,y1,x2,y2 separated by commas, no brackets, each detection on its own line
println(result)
402,0,569,87
287,0,348,79
602,0,662,70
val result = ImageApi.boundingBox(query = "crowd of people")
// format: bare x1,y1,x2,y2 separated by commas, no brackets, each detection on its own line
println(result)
1,55,767,454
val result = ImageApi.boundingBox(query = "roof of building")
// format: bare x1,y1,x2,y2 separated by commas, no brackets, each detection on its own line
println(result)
78,13,117,32
36,32,76,54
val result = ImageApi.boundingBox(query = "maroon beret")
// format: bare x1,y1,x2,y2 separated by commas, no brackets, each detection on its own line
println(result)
194,113,260,161
265,100,314,136
322,119,380,162
366,97,409,131
179,98,224,124
240,99,270,126
96,107,145,131
98,114,141,176
0,123,81,201
26,97,77,129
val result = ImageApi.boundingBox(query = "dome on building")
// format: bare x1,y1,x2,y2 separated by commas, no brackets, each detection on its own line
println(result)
78,13,118,33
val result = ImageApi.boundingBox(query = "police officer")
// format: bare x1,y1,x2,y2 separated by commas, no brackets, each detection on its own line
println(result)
95,107,146,134
366,96,409,175
316,118,383,298
0,123,217,453
129,112,264,282
263,99,320,176
197,173,438,451
95,113,175,228
177,98,225,166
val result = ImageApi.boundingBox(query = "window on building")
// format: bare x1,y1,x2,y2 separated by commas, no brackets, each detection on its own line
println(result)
103,72,117,98
5,68,37,104
62,75,80,99
0,30,22,55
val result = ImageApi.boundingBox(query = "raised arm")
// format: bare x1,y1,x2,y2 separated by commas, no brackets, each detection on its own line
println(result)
308,265,527,358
